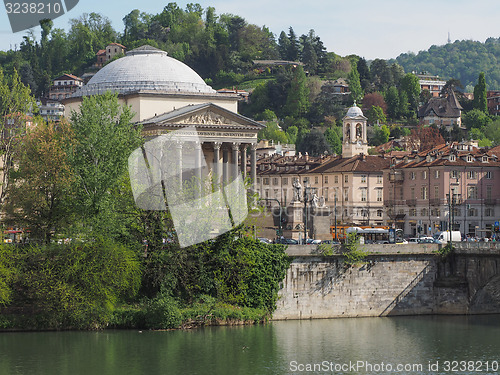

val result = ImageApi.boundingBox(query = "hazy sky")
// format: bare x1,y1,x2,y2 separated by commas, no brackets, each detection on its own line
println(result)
1,0,499,60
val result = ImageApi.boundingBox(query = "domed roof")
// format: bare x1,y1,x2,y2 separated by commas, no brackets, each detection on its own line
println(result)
346,104,364,118
73,45,216,97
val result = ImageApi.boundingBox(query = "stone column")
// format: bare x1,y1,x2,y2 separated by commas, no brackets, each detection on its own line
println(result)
223,147,229,184
231,142,240,180
194,141,202,199
213,141,222,186
175,141,183,190
241,144,247,180
250,143,257,188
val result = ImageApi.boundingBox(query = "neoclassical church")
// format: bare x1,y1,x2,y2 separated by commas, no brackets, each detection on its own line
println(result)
64,45,263,187
64,45,264,246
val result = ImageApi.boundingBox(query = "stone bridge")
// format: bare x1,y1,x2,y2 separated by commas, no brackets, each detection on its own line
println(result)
273,243,500,320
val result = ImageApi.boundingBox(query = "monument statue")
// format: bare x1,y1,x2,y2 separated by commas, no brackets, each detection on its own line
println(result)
292,178,302,202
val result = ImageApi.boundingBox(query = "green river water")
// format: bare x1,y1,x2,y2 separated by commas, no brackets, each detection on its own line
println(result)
1,315,499,374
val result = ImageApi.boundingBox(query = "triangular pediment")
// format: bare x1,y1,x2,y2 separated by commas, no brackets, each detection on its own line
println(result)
140,103,265,130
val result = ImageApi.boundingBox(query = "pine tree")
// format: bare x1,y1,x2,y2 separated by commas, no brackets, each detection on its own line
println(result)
473,72,488,113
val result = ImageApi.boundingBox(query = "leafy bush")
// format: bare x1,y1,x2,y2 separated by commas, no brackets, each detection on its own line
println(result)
144,295,182,329
343,233,368,267
4,238,141,329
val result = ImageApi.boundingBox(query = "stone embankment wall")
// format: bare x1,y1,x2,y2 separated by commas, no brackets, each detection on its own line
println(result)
273,243,500,320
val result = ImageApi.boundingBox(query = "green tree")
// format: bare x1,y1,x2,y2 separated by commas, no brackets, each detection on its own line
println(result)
463,108,492,130
69,92,142,236
297,129,331,156
482,118,500,145
4,120,75,244
0,68,37,206
473,72,488,113
284,66,310,118
400,73,420,116
348,61,363,104
366,105,387,125
257,121,290,144
324,126,342,155
371,124,390,146
385,86,400,119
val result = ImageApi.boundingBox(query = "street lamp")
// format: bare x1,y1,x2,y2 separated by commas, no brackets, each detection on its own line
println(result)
302,178,317,244
259,198,282,240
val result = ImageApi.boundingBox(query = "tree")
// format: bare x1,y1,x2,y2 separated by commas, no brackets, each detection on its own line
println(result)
385,86,399,119
362,92,387,114
366,106,387,125
4,120,74,244
463,108,492,130
409,126,445,151
473,72,488,113
348,61,363,104
69,92,142,235
297,129,331,156
257,121,290,144
324,126,342,155
283,66,310,118
371,124,390,146
0,68,37,207
400,73,420,116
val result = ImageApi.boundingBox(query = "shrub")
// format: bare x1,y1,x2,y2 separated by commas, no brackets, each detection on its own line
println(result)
144,295,182,330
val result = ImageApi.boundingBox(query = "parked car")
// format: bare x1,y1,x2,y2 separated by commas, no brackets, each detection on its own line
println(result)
418,236,436,244
322,240,341,245
306,238,322,244
279,238,299,245
396,239,408,244
257,237,272,244
407,238,419,243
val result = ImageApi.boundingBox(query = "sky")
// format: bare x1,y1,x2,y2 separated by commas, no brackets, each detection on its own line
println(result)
1,0,499,60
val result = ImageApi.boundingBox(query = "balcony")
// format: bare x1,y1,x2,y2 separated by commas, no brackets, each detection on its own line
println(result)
429,198,441,206
389,171,404,183
484,198,497,205
384,199,405,207
406,199,417,206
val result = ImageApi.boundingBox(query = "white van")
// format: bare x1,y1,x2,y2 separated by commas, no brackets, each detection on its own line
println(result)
433,231,461,244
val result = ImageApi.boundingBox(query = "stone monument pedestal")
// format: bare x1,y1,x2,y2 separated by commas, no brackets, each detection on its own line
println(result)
284,201,304,241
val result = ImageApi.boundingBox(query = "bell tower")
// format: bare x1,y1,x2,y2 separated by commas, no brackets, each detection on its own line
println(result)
342,103,368,158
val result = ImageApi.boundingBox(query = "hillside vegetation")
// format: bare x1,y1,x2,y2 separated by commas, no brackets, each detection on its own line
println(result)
393,38,500,90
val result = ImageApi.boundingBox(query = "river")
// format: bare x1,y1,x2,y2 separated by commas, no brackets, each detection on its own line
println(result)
1,315,499,374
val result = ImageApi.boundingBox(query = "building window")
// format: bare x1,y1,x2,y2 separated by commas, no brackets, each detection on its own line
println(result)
421,186,427,200
377,175,382,184
411,172,415,180
314,176,319,184
486,171,493,179
334,175,339,184
451,170,460,179
256,178,261,184
263,178,269,185
467,207,477,216
467,155,473,162
272,177,279,185
486,208,494,217
344,188,349,202
283,178,288,186
344,175,349,183
452,207,461,217
435,170,440,179
467,186,477,199
324,188,329,201
409,208,417,216
361,188,367,202
324,175,329,184
434,185,439,198
487,185,492,199
467,171,477,179
410,187,415,199
361,175,367,183
421,208,428,217
377,189,382,202
377,210,383,217
422,170,427,180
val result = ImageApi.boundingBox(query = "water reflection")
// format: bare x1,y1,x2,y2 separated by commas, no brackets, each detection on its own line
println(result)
0,315,499,375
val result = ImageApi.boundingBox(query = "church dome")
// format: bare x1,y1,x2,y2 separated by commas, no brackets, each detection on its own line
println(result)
73,45,216,97
346,104,364,118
